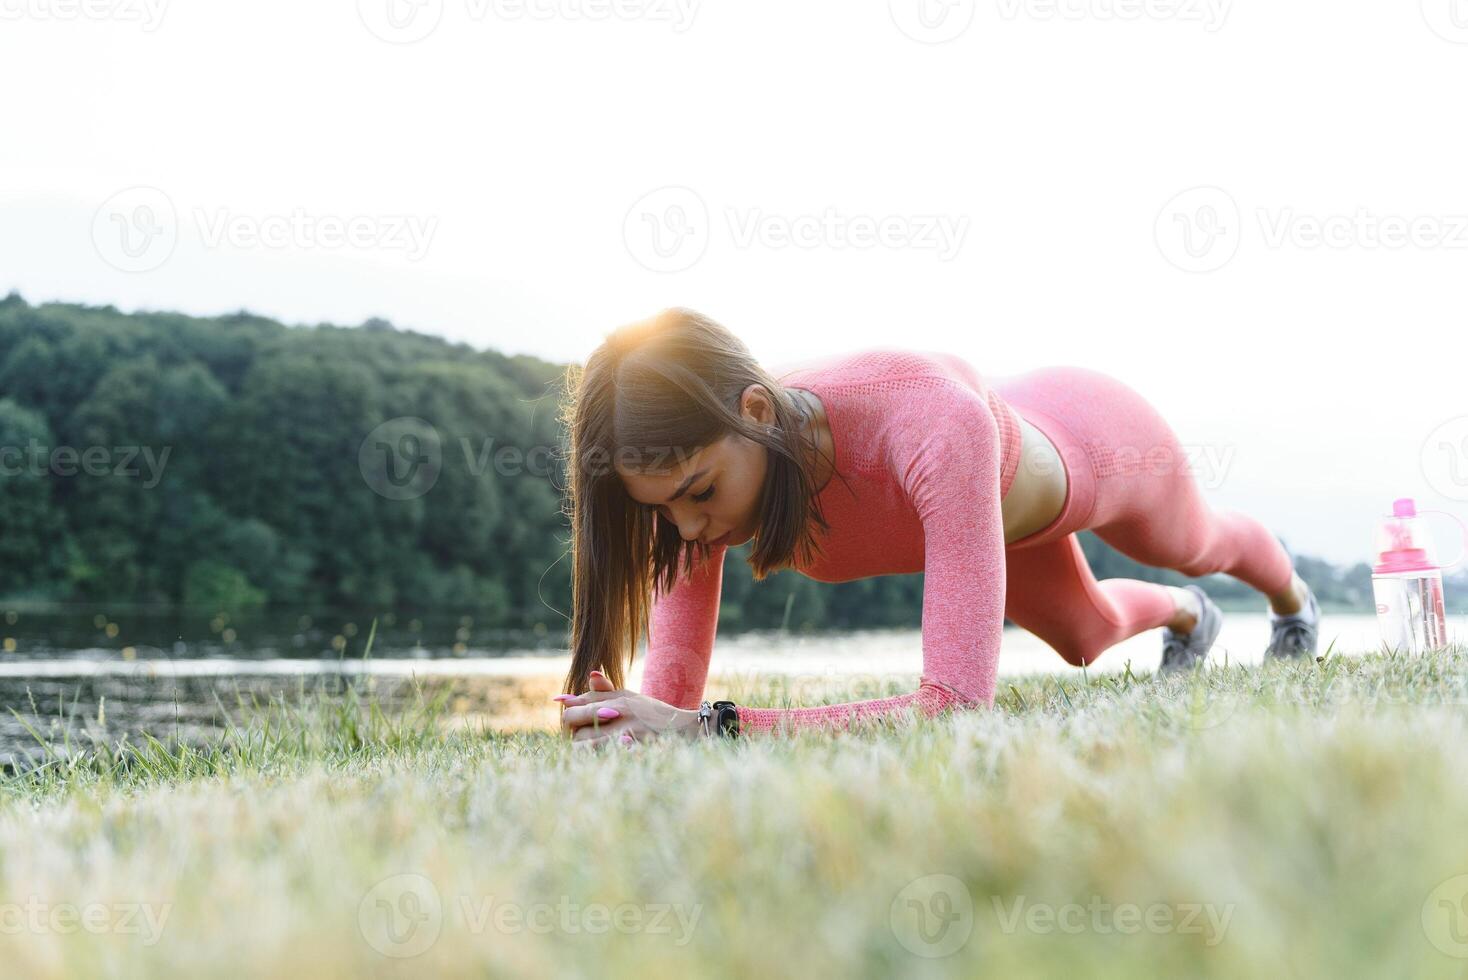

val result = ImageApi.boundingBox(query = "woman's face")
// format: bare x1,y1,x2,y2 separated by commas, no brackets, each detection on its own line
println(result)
616,385,773,549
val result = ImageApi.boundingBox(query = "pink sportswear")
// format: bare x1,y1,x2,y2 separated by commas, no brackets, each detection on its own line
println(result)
638,350,1295,737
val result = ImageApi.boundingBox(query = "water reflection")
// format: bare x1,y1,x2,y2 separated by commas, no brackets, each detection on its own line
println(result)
0,606,563,662
2,611,1457,772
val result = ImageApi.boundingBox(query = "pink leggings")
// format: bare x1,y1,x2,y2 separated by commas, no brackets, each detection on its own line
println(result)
992,366,1295,667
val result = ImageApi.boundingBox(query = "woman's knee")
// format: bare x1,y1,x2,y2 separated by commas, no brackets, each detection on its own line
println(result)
1050,635,1106,668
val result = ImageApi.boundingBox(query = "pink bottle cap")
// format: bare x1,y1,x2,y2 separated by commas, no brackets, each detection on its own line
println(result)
1374,496,1438,574
1374,548,1435,574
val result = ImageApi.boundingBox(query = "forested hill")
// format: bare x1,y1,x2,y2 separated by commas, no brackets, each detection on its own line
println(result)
0,295,1389,629
0,294,572,621
0,295,927,631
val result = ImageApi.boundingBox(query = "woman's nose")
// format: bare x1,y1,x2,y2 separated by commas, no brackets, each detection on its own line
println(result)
674,511,706,541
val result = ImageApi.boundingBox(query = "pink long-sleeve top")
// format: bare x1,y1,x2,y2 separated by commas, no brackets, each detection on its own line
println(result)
639,349,1025,736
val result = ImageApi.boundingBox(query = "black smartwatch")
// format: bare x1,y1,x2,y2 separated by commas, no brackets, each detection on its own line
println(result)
712,700,740,738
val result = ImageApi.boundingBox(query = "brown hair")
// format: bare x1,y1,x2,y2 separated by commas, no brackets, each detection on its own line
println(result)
558,308,835,696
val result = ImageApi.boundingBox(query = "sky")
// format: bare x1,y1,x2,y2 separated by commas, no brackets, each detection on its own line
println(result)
3,0,1467,566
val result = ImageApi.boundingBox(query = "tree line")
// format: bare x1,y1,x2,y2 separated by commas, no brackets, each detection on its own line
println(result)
0,294,1385,635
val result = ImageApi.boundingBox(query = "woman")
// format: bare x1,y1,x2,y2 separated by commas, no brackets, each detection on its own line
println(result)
554,309,1321,746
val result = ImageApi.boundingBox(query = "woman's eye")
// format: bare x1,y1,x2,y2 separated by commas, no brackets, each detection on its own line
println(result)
692,484,715,503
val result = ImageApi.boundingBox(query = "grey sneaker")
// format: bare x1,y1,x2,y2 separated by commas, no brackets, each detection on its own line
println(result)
1265,581,1320,660
1160,584,1223,673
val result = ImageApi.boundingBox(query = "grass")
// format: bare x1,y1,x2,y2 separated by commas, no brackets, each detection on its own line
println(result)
4,644,1468,978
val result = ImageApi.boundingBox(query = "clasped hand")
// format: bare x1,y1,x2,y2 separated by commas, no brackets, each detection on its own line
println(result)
554,669,701,750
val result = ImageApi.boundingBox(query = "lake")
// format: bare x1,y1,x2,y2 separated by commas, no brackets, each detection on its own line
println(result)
1,609,1460,770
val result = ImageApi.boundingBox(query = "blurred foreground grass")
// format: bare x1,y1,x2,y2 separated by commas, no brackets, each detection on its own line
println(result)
6,645,1468,978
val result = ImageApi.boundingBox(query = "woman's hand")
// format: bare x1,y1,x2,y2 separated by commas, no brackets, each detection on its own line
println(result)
554,669,703,750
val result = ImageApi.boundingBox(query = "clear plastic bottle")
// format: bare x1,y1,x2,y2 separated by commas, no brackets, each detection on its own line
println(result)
1371,497,1467,655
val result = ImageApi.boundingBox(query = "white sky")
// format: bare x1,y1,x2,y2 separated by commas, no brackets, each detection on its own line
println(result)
3,0,1468,566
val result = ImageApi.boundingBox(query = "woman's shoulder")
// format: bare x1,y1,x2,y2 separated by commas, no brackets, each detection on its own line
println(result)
774,348,982,393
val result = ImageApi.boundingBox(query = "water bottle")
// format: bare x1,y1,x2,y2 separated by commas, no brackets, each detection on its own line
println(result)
1371,497,1468,655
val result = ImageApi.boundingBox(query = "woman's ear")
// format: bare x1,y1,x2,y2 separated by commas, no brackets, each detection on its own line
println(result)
739,383,776,426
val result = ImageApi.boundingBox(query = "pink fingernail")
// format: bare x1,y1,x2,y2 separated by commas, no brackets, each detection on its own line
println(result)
551,695,576,702
620,732,633,744
597,707,620,720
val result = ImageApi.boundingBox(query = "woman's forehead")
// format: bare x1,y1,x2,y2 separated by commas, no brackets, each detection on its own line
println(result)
616,440,728,498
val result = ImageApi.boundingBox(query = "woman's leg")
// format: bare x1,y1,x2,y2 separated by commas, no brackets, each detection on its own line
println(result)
1004,533,1177,667
1064,375,1297,603
994,366,1299,663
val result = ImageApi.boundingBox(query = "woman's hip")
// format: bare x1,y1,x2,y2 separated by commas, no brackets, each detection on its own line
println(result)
992,366,1192,547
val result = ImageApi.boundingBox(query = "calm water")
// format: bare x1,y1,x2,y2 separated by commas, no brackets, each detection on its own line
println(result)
1,610,1461,770
0,606,563,662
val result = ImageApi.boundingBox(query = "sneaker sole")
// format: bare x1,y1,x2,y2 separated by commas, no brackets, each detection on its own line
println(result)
1161,585,1223,671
